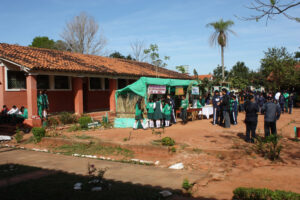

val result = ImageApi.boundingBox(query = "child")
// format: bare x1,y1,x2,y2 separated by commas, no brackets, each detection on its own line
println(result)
163,100,172,127
133,97,146,130
231,96,238,125
153,98,163,128
180,95,188,124
146,98,155,128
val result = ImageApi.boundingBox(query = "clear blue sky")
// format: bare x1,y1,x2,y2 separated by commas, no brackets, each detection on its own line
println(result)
1,0,299,74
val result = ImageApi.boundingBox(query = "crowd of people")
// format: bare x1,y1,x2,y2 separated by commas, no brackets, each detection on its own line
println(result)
0,105,28,124
133,88,297,143
0,90,49,125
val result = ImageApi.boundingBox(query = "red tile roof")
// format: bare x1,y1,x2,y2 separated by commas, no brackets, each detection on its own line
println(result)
193,74,213,80
0,43,191,79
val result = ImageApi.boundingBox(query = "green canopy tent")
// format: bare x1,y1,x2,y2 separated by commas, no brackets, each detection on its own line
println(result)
114,77,200,128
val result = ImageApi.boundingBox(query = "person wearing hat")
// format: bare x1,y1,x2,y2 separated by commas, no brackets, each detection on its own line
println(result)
244,95,259,143
212,90,221,125
261,96,281,137
220,88,230,128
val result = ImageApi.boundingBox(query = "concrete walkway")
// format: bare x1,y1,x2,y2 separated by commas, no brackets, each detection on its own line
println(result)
0,148,206,189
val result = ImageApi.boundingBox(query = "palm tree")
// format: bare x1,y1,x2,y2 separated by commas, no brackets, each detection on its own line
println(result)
206,19,235,81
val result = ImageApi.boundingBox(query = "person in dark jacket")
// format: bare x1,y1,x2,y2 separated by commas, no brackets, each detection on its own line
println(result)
212,90,221,125
288,93,294,114
244,95,259,143
220,88,230,128
257,94,265,113
262,96,281,137
167,95,176,124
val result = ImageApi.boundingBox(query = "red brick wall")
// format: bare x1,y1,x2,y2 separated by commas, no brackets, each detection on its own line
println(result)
4,90,27,109
47,91,74,113
86,90,110,112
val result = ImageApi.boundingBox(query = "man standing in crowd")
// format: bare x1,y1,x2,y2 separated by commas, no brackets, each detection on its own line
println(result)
244,95,259,143
262,96,281,137
288,93,294,114
212,90,221,125
220,88,230,128
258,93,265,113
283,91,289,113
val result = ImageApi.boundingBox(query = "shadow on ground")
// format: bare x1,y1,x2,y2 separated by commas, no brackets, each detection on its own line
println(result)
0,163,218,200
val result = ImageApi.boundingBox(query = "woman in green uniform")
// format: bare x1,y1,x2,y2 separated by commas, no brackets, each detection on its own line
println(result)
37,90,43,119
163,100,171,127
133,97,146,130
153,97,163,128
42,90,49,119
180,95,189,124
146,98,155,128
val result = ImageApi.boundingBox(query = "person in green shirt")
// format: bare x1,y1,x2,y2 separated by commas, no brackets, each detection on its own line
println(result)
163,100,172,127
180,95,188,124
283,91,289,113
42,90,49,119
133,97,146,130
146,98,155,128
37,90,43,119
19,106,28,119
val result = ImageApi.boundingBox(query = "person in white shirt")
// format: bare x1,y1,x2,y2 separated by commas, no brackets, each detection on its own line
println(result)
7,105,19,115
275,92,281,101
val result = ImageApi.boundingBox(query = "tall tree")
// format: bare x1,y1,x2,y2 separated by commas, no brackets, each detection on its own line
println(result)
206,19,235,81
242,0,300,23
229,61,250,89
30,37,70,51
260,47,299,90
30,36,55,49
61,12,107,55
213,65,229,84
144,44,170,77
109,51,133,60
176,65,189,74
130,40,147,61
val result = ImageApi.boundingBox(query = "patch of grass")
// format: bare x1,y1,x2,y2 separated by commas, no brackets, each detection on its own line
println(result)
151,139,162,146
75,135,93,140
24,136,34,144
55,143,134,158
161,137,175,146
180,143,189,150
68,125,82,132
192,148,203,154
14,131,23,143
216,154,225,160
0,164,40,179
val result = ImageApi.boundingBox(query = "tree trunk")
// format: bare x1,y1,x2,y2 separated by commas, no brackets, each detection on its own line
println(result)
221,45,225,81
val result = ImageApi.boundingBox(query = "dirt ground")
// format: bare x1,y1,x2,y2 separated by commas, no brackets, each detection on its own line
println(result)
4,108,300,199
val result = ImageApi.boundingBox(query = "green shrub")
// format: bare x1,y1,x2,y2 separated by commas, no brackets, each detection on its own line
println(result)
254,135,282,161
32,127,46,143
15,131,23,143
232,187,300,200
78,116,93,129
47,117,59,128
161,137,175,146
182,178,193,191
58,112,77,125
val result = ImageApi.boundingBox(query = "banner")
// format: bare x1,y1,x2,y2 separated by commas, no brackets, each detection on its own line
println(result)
147,85,166,94
191,86,199,95
175,87,184,95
